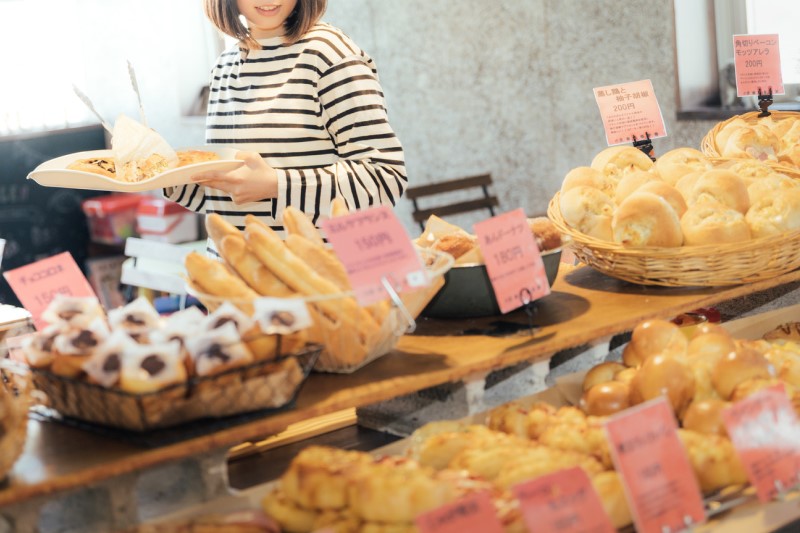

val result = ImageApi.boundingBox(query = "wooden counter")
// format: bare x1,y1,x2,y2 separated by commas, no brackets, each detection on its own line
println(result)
4,264,800,507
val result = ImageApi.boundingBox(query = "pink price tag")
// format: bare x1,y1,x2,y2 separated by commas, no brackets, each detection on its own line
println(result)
3,252,97,330
415,491,504,533
474,208,550,314
594,79,667,146
605,398,706,533
320,206,427,306
512,466,616,533
722,384,800,502
733,34,784,97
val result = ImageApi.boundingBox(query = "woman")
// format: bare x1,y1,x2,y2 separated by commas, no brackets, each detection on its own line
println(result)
168,0,407,255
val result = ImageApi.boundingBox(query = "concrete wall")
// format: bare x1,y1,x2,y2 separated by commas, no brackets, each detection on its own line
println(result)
325,0,719,232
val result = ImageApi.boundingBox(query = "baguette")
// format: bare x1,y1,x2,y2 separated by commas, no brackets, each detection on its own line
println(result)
284,234,351,292
219,234,295,297
184,251,260,311
282,206,325,247
206,213,241,250
330,197,350,217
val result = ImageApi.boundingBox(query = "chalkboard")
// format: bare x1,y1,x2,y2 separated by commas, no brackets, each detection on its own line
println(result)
0,125,107,306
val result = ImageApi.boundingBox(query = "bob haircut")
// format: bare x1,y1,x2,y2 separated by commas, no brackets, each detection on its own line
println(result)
204,0,327,48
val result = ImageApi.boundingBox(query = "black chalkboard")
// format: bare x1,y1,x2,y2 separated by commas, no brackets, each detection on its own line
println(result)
0,125,107,306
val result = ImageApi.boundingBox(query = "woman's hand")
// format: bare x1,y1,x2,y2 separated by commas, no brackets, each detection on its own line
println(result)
191,151,278,204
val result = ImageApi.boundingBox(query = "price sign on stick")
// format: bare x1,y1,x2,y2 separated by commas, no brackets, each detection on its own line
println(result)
594,79,667,146
605,398,706,533
415,491,504,533
733,34,784,97
474,208,550,314
512,466,616,533
722,384,800,502
321,205,427,306
3,252,97,330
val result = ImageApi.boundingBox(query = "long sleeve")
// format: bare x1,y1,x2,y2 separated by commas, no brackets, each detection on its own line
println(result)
162,184,208,213
273,55,407,223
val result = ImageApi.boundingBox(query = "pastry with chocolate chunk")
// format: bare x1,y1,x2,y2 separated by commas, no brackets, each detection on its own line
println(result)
81,330,136,388
186,322,254,379
50,319,110,378
66,157,117,179
120,341,187,394
108,297,161,343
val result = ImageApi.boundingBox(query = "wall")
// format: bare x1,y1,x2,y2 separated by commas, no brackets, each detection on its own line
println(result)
324,0,719,231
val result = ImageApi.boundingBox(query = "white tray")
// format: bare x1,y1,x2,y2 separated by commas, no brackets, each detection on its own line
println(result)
27,146,242,193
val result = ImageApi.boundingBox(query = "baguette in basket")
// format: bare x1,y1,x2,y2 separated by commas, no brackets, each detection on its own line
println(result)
186,207,450,373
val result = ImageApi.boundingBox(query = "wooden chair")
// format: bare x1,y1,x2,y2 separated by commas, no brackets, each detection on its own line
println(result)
406,173,499,230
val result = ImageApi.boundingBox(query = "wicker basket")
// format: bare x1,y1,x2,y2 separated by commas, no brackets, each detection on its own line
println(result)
548,192,800,287
701,110,800,178
29,345,320,432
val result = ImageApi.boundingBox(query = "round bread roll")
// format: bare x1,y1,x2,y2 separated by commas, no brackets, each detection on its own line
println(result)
778,120,800,166
591,146,654,179
680,200,751,245
559,185,615,241
747,173,798,205
711,347,775,400
614,170,657,205
262,489,319,532
623,319,688,367
688,170,749,214
637,181,688,219
561,166,615,196
677,429,748,493
714,118,749,155
745,189,800,238
682,399,729,436
763,344,800,388
686,329,736,365
580,381,631,416
654,147,710,186
612,192,683,247
688,358,720,402
721,125,780,162
675,170,702,203
630,353,695,416
281,446,373,510
719,158,775,186
762,114,800,139
582,361,627,391
614,367,638,386
729,377,791,403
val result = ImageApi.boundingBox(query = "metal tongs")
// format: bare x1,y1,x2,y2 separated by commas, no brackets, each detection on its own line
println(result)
72,60,148,133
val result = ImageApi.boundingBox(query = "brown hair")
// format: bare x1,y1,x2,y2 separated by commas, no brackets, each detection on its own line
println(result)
203,0,327,48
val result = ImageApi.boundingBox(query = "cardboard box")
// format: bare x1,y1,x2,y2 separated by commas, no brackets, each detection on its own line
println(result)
136,197,198,243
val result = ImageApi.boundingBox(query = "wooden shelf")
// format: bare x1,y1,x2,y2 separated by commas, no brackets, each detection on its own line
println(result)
4,264,800,507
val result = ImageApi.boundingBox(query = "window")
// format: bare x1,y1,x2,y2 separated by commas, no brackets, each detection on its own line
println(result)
0,0,222,141
674,0,800,117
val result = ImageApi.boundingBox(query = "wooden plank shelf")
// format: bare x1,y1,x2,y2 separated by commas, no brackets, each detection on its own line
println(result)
3,264,800,508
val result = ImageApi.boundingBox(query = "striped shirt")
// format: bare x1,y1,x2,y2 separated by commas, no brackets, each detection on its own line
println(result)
165,22,407,255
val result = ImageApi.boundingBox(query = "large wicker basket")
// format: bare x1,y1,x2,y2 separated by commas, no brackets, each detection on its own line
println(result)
701,110,800,177
548,192,800,287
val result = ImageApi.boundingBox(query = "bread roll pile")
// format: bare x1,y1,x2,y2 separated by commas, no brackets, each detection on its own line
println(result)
711,113,800,168
573,318,800,492
261,445,528,533
185,202,445,372
558,146,800,247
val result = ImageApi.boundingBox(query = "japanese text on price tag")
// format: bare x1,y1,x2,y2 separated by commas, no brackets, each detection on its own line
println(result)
512,466,616,533
320,205,427,306
605,398,705,533
415,491,504,533
3,252,97,330
733,34,784,97
722,384,800,502
594,79,667,146
474,208,549,314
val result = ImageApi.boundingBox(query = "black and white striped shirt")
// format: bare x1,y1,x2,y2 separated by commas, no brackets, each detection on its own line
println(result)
165,23,407,254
